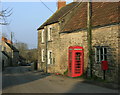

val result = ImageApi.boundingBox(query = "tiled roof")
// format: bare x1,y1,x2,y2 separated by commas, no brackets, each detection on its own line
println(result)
6,42,19,52
37,2,79,30
2,51,10,58
61,2,120,32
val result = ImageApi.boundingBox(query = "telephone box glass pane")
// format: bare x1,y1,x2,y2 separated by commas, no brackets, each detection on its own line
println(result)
75,52,81,74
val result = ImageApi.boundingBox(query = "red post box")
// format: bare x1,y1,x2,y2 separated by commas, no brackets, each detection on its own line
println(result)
101,61,108,80
101,61,108,70
68,46,84,77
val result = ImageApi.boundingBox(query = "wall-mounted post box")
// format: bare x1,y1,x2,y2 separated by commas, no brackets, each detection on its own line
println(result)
68,46,84,77
101,61,108,70
101,61,108,80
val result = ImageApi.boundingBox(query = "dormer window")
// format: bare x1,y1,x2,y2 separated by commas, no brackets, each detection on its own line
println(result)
41,29,44,43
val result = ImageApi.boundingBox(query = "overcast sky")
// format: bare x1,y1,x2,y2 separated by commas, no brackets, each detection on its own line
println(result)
2,1,71,49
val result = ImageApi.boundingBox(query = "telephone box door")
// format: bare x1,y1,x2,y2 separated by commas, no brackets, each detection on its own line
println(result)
74,50,84,77
68,46,84,77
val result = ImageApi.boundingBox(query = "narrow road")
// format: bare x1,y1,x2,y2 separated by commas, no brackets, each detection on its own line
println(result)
2,66,119,93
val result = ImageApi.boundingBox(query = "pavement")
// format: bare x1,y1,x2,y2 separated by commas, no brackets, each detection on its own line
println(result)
2,66,119,93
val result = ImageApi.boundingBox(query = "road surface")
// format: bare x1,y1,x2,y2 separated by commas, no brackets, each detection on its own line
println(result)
2,66,119,93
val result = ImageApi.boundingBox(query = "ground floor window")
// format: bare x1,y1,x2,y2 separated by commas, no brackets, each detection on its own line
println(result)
41,49,45,62
95,46,107,63
47,50,52,64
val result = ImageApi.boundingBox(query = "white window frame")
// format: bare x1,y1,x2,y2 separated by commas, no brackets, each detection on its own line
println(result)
95,47,107,63
41,30,44,43
48,26,52,41
41,49,44,62
47,50,52,64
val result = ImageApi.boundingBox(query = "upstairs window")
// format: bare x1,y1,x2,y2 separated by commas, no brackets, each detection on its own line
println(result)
41,30,44,43
95,46,107,63
48,27,52,41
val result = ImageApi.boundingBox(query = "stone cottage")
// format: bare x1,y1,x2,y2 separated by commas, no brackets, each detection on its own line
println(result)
1,36,19,67
37,1,120,83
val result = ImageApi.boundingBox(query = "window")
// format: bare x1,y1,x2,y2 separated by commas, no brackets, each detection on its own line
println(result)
95,47,107,63
41,49,45,62
48,27,52,41
2,46,6,51
47,50,52,64
41,30,44,43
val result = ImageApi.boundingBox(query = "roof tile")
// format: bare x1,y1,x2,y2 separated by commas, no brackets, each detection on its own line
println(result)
61,2,119,32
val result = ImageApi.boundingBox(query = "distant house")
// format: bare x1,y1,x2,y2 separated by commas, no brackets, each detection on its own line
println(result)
37,1,120,83
1,36,19,68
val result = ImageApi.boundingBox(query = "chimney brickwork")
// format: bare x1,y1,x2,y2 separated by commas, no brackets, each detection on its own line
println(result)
58,0,66,9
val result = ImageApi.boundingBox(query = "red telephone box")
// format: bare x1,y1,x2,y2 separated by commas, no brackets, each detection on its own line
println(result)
68,46,84,77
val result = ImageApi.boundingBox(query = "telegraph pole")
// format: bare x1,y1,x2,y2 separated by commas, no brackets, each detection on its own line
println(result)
87,0,92,78
10,32,13,66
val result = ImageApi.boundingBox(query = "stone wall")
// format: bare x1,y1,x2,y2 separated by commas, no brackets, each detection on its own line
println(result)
59,24,119,82
12,52,19,66
38,23,119,82
1,53,9,67
38,23,61,73
59,31,88,74
38,28,48,72
46,23,61,73
118,24,120,84
92,25,119,82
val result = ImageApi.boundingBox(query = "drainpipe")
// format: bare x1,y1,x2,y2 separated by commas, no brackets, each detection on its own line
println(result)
87,0,92,78
45,26,48,73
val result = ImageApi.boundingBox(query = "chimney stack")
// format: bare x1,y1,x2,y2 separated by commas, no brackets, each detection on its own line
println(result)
2,37,7,42
58,0,66,10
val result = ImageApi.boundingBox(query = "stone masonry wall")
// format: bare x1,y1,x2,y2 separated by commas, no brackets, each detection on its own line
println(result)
59,31,88,74
92,25,119,83
38,29,46,71
59,24,119,82
38,23,119,82
38,23,61,73
47,23,61,73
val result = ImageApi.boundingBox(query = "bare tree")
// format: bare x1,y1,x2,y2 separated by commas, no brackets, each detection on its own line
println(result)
14,42,28,50
0,8,13,25
14,42,38,63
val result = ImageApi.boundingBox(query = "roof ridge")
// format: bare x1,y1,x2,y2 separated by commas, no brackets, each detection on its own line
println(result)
37,2,79,30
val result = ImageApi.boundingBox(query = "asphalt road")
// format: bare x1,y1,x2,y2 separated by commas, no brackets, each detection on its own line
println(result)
2,66,119,93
